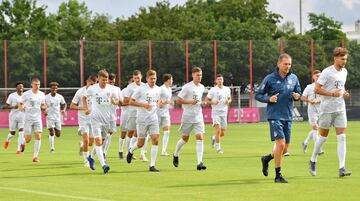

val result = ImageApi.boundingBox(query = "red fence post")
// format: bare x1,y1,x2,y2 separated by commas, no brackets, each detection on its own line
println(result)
43,40,47,93
4,40,8,99
213,40,217,82
185,40,189,82
80,39,84,87
117,40,121,87
148,40,152,70
249,40,253,108
310,39,314,80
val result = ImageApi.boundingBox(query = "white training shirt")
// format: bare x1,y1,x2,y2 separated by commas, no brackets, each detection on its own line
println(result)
6,91,24,118
302,83,321,115
21,90,46,122
123,82,146,117
132,83,160,124
157,84,172,118
45,93,66,121
85,83,118,124
120,86,129,114
110,85,122,121
207,85,231,116
317,65,347,113
177,81,205,123
71,86,91,124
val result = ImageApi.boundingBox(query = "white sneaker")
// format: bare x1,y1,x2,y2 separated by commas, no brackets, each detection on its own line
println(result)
140,154,149,162
161,152,170,156
217,149,224,154
283,152,290,157
211,136,215,148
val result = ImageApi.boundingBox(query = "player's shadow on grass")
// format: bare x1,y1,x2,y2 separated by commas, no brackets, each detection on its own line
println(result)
0,172,91,179
163,178,266,188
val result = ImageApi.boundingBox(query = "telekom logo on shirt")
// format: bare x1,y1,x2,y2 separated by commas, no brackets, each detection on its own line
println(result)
334,81,344,89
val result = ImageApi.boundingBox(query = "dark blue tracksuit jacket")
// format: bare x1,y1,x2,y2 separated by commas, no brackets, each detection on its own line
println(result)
255,68,301,121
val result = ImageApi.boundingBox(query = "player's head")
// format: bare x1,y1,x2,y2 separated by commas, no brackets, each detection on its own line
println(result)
108,73,116,86
163,73,173,86
277,53,292,75
31,77,41,91
127,76,134,85
132,70,142,85
215,74,224,86
15,82,24,93
312,70,321,82
333,47,348,68
192,67,202,83
86,75,97,86
146,70,157,87
49,82,59,94
97,69,109,87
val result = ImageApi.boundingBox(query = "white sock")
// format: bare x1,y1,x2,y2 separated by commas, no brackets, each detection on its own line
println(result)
196,140,204,164
103,134,112,155
304,130,314,145
95,145,106,166
312,130,319,143
162,131,170,153
33,140,41,158
119,137,125,152
91,147,96,158
83,151,89,162
150,145,158,167
216,143,221,150
174,138,186,157
49,135,55,149
337,134,346,169
129,143,139,153
17,131,24,151
310,136,327,162
125,137,131,152
6,133,14,141
130,136,138,149
141,135,150,155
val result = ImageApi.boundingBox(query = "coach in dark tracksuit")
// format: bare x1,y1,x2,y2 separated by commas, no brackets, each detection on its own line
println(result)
255,53,301,183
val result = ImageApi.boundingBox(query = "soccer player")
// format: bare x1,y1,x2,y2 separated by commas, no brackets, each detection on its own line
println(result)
18,77,47,162
206,74,231,154
102,73,122,157
127,70,161,172
157,73,173,156
3,82,25,154
309,47,352,177
118,76,133,159
44,82,66,153
255,53,301,183
83,69,119,174
70,75,97,167
122,70,146,161
301,70,324,155
173,67,207,171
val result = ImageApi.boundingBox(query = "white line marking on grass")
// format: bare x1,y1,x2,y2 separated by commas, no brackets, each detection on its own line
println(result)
0,186,114,201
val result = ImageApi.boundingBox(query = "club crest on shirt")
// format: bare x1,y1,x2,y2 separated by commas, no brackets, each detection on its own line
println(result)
276,80,281,84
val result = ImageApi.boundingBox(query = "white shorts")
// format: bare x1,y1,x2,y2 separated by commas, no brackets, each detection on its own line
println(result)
126,117,137,131
319,111,347,129
308,113,320,126
137,123,159,138
212,115,227,129
100,121,117,138
9,114,25,131
179,122,205,136
120,113,128,132
158,116,171,128
78,121,92,137
24,120,43,135
46,119,62,130
91,120,105,139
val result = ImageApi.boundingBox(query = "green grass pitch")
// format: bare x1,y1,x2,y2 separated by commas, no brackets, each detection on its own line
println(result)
0,122,359,201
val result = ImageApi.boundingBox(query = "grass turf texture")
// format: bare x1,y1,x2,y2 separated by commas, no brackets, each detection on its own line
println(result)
0,122,359,201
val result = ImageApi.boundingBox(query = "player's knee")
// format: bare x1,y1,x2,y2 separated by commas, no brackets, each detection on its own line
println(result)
55,129,61,137
195,134,204,140
35,133,41,140
182,136,189,142
25,136,31,143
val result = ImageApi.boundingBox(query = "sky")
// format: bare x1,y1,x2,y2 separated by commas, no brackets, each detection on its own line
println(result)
37,0,360,33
